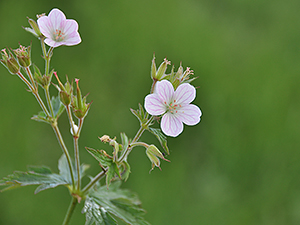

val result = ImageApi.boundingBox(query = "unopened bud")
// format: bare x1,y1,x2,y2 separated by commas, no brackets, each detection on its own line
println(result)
0,48,20,74
13,44,31,68
24,17,43,38
146,145,170,172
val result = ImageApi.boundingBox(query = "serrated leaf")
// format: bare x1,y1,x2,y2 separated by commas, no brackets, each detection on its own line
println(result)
83,181,150,225
86,147,113,168
58,154,89,184
86,148,120,188
147,127,169,154
0,166,67,194
51,95,65,118
0,155,89,194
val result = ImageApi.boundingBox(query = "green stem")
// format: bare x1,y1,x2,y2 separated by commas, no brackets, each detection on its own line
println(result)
25,67,37,91
74,118,84,191
118,116,154,162
52,123,76,190
82,170,105,195
45,86,54,117
17,72,50,117
62,197,78,225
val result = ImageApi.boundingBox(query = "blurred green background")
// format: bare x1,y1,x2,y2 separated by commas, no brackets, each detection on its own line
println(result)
1,0,300,224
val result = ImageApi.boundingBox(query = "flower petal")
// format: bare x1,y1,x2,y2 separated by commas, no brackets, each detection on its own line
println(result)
155,80,174,104
174,83,196,105
161,113,184,137
144,94,166,116
48,8,66,30
63,19,79,35
37,16,53,38
64,31,81,46
178,104,202,125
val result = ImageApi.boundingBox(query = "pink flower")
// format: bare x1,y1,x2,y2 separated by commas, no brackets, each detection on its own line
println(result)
37,8,81,48
144,80,202,137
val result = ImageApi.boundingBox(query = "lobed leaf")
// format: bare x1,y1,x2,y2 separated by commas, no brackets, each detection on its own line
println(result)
0,154,89,194
82,181,150,225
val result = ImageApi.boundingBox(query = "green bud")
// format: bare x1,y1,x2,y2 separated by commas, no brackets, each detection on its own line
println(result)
34,65,53,88
0,48,20,74
151,54,157,79
72,79,92,118
13,44,31,68
151,57,171,81
24,17,43,38
54,72,73,106
146,145,170,172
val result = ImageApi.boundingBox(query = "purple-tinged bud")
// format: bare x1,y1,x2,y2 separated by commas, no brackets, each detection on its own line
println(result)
0,48,20,74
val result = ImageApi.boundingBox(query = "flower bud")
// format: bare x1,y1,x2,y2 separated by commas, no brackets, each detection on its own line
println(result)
151,57,171,81
13,44,31,68
0,48,20,74
71,79,92,118
24,17,43,38
146,144,170,172
54,72,73,106
34,64,53,88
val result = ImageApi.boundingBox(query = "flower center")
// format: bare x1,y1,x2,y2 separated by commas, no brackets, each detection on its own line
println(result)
165,99,182,114
53,29,65,42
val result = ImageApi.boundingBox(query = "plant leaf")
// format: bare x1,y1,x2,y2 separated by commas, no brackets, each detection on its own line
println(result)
31,111,50,124
51,95,65,118
0,166,67,194
147,127,169,154
82,181,150,225
0,155,89,194
86,147,120,188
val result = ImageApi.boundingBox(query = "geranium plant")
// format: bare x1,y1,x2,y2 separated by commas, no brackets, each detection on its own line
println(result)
0,8,202,225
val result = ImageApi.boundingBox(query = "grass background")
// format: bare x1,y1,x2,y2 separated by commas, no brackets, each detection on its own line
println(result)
1,0,300,224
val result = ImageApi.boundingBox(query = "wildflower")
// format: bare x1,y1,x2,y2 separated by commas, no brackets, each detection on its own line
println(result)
37,8,81,48
144,80,201,137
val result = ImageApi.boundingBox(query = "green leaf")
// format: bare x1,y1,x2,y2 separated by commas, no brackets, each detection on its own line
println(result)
0,165,67,194
31,111,50,124
83,181,150,225
147,127,169,154
86,147,120,188
86,147,113,168
51,95,65,118
130,103,149,125
0,154,89,194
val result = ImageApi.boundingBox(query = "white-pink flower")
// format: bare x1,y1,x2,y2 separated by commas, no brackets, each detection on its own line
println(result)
37,8,81,48
144,80,202,137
